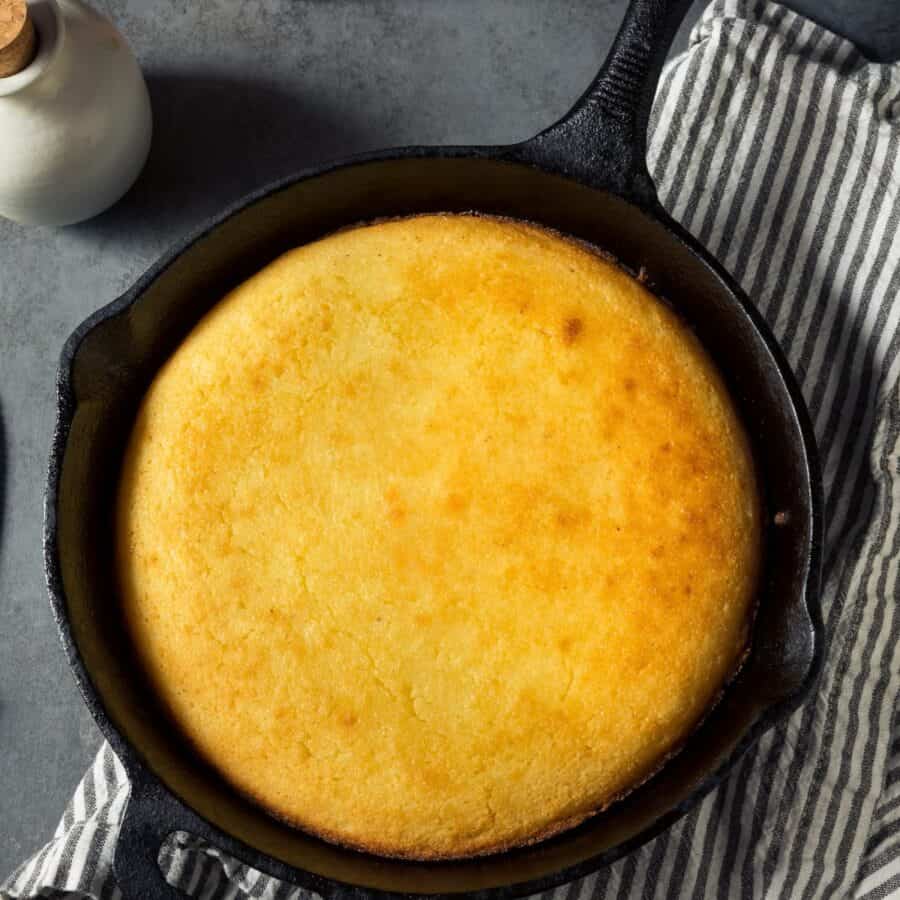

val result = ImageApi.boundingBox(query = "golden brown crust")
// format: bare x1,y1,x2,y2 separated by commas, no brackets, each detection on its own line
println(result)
117,214,761,860
257,637,755,861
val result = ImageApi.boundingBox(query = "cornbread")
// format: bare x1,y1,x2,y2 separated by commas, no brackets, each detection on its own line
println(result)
117,214,761,859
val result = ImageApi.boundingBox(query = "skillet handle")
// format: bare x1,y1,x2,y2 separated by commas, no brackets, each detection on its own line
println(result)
113,770,202,900
113,765,347,899
113,764,278,900
508,0,692,206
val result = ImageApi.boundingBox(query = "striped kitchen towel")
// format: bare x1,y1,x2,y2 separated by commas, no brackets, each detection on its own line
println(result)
5,1,900,897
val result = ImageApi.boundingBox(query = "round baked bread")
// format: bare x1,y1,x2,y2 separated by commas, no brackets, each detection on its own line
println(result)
117,214,761,860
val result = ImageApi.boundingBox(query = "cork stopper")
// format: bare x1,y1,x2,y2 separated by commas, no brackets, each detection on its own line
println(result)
0,0,36,78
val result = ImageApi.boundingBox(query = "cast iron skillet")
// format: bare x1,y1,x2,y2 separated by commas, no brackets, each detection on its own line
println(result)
45,0,823,897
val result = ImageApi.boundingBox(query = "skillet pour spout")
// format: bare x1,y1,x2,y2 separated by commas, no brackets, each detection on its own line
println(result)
45,0,823,897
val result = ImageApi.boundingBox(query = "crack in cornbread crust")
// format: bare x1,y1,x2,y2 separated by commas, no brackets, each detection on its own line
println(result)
116,214,761,860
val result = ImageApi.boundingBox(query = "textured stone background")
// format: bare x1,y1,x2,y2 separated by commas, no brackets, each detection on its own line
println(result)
2,0,897,875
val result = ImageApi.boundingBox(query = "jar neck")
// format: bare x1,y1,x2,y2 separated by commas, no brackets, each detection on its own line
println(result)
0,1,64,98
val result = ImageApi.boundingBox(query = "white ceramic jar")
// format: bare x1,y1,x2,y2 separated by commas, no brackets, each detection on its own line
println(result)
0,0,152,225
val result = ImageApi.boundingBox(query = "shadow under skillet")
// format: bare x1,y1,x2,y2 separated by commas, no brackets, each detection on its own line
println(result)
669,0,900,61
71,73,373,247
786,0,900,62
75,5,900,254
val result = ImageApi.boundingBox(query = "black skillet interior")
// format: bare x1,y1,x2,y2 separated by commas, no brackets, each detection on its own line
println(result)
46,1,823,898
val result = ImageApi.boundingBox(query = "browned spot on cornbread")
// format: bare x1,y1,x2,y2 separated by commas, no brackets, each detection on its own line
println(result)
563,316,583,344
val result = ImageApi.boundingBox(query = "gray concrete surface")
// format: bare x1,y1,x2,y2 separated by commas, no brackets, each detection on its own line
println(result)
1,0,897,877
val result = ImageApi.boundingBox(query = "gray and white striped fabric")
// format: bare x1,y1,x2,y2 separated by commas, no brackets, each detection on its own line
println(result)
5,1,900,897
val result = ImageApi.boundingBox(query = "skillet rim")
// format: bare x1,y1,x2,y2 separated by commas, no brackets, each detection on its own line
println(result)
43,144,824,899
